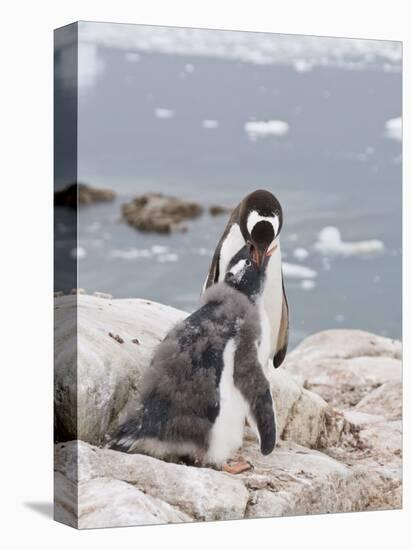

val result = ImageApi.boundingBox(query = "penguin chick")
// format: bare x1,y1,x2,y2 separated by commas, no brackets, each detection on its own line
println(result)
108,247,276,470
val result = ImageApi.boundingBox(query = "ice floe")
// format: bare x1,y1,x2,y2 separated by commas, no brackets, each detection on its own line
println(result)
157,253,179,263
151,245,169,254
154,108,174,119
293,248,309,261
293,59,313,73
283,262,317,279
245,120,289,141
301,279,316,290
384,117,402,142
314,226,384,256
77,22,402,72
202,120,219,129
110,248,152,260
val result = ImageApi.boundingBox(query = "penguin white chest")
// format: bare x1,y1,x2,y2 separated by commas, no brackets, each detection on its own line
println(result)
207,339,249,466
263,245,284,354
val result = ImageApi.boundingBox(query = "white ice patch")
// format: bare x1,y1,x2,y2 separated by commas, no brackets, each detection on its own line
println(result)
245,120,289,141
77,43,105,95
154,108,174,119
293,247,309,261
184,63,195,73
157,253,178,262
301,279,316,290
110,248,152,260
293,59,313,73
77,23,402,72
283,262,317,279
151,245,169,254
70,247,87,260
314,226,384,256
384,117,402,142
202,119,219,129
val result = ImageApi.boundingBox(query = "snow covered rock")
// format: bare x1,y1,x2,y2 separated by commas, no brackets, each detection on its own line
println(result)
54,294,186,444
55,440,249,527
285,329,401,408
54,296,402,528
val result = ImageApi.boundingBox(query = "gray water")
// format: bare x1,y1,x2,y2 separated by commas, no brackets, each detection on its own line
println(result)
55,45,402,347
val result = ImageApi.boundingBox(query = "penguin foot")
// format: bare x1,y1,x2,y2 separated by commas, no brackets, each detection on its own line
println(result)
222,461,253,475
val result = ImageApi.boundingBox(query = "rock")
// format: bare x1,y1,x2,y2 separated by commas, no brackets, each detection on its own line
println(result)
93,291,112,300
355,381,402,420
285,329,401,408
54,183,116,207
78,478,190,529
54,294,186,444
122,192,203,233
209,205,233,216
54,472,77,528
54,300,402,527
243,439,367,518
55,441,249,525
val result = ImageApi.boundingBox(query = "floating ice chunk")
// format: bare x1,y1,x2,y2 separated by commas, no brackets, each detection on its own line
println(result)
157,253,179,263
196,247,212,256
78,25,401,71
154,108,174,119
293,247,309,261
283,262,317,279
70,247,87,260
185,63,195,73
151,245,169,254
301,279,316,290
335,314,345,322
110,248,152,260
245,120,289,141
202,119,219,129
314,226,384,256
384,117,402,141
125,52,141,62
293,59,313,73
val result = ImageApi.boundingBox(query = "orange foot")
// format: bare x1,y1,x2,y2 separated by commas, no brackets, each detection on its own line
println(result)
222,461,252,475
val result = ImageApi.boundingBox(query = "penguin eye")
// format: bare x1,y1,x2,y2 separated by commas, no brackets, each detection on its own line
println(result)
245,259,251,267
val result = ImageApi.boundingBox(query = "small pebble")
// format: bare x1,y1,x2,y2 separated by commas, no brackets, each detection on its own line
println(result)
109,332,124,344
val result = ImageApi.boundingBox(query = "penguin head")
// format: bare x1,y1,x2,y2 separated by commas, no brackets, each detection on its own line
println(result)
224,245,269,300
239,189,283,269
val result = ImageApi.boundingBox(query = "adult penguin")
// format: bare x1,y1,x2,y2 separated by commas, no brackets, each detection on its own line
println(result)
203,189,289,368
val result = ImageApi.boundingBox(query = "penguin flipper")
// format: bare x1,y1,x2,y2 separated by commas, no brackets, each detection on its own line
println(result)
273,277,289,368
252,388,277,455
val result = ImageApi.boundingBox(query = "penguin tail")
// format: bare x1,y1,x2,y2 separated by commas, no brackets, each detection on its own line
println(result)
107,414,144,454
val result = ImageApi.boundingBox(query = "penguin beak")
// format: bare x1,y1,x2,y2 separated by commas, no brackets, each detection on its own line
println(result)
248,242,277,269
